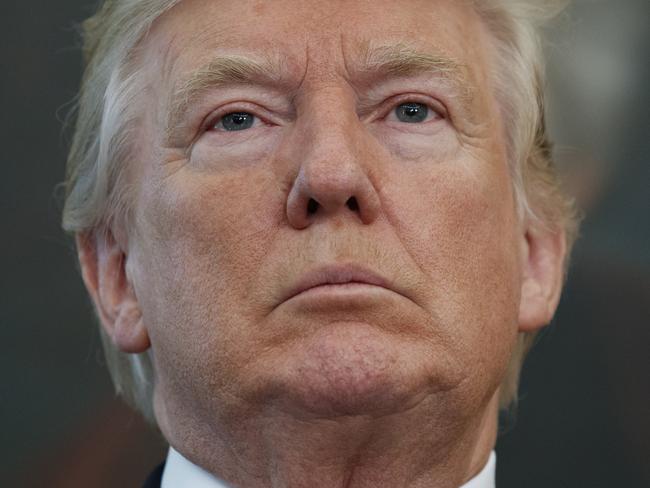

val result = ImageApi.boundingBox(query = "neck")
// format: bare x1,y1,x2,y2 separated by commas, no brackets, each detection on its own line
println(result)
162,390,499,488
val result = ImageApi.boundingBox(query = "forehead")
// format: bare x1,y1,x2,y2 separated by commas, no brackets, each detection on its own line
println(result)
144,0,493,88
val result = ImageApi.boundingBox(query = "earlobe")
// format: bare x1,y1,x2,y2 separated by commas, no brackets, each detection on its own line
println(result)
112,299,150,353
76,231,150,353
518,225,567,332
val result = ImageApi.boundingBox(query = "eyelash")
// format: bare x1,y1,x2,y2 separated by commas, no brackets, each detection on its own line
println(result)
202,103,270,133
381,95,447,122
202,96,447,134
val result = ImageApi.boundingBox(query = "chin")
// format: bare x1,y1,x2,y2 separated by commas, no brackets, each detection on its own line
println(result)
261,321,434,418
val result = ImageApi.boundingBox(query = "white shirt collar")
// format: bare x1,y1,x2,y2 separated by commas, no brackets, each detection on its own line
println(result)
459,451,496,488
162,448,230,488
161,447,496,488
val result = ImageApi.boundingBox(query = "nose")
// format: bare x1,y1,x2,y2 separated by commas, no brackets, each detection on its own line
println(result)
286,113,382,230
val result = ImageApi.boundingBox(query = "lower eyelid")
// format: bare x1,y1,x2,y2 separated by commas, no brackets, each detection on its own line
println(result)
385,110,443,124
206,122,278,142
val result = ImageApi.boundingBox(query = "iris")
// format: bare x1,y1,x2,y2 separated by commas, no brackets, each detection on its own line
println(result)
219,112,255,131
395,103,429,123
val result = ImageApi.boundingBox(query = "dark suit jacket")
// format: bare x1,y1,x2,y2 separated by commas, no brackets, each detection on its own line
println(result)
142,462,165,488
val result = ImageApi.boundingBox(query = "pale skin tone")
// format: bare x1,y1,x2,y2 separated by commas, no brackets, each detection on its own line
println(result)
78,0,566,486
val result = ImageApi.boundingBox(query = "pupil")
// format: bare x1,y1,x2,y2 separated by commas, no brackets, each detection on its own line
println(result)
222,112,254,131
397,103,428,123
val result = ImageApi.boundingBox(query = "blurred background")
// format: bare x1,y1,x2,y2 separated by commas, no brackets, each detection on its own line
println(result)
1,0,648,486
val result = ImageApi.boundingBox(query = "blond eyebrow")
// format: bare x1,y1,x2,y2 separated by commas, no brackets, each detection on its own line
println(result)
363,43,463,74
165,46,476,137
354,43,476,108
166,54,286,136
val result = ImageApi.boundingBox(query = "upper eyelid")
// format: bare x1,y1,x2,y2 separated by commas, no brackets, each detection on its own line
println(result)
211,112,260,131
199,92,447,128
389,95,447,116
387,101,443,120
361,94,448,123
202,104,276,132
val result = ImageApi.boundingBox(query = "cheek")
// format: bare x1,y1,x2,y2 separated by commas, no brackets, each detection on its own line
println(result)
131,165,284,368
138,165,282,275
384,158,521,365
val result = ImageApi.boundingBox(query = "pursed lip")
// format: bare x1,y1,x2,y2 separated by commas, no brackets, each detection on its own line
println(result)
282,264,394,303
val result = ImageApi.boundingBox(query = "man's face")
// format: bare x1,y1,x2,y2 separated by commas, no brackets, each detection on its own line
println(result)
128,0,523,429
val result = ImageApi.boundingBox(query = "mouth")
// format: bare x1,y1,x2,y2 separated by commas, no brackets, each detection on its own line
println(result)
282,264,393,303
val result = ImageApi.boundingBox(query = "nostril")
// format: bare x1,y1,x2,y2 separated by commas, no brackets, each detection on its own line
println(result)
346,197,359,212
307,198,319,215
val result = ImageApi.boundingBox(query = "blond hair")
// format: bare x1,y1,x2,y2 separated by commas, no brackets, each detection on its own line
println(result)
63,0,578,422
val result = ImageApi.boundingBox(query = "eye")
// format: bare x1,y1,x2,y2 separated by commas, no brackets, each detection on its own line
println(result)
393,102,434,123
212,112,257,132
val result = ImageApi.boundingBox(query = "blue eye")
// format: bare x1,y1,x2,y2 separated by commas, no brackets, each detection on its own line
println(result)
394,103,429,123
216,112,256,131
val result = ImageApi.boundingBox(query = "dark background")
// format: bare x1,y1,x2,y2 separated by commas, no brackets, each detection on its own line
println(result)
1,1,648,486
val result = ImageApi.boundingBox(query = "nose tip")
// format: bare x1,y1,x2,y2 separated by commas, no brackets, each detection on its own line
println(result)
286,160,380,229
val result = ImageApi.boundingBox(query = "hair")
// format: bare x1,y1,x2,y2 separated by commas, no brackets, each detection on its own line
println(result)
62,0,579,423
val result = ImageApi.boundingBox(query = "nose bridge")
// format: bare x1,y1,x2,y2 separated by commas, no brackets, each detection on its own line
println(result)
285,87,381,229
301,102,362,198
301,86,361,168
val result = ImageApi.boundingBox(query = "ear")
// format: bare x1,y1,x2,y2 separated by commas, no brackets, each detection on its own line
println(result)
518,224,567,332
76,230,150,353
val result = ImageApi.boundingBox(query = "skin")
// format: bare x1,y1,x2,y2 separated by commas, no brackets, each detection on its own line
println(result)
78,0,567,486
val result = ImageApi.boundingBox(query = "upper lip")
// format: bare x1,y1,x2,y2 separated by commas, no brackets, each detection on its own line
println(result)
283,264,393,303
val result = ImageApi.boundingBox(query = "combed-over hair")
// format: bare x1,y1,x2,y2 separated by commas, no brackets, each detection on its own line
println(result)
62,0,578,423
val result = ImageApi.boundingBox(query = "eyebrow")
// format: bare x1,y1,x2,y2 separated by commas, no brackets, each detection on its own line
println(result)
358,43,465,78
353,43,476,109
166,54,287,137
165,44,475,137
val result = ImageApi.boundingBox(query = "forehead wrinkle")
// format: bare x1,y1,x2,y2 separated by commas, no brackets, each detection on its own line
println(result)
164,54,289,138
